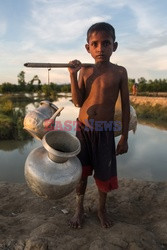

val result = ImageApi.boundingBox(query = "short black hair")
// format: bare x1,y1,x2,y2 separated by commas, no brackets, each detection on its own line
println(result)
87,22,116,42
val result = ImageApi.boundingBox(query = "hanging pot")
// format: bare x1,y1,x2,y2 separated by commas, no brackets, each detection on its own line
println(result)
24,130,82,200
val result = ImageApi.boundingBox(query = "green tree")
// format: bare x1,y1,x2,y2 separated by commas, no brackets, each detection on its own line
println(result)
29,75,41,85
60,84,71,92
17,71,26,90
41,84,51,96
138,77,147,84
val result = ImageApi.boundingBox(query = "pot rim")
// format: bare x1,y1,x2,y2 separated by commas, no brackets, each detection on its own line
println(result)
42,130,81,158
40,100,58,111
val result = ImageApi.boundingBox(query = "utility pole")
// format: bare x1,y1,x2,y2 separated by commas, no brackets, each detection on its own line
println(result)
47,68,51,84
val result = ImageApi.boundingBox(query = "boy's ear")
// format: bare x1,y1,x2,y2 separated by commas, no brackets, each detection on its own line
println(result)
113,42,118,52
85,44,90,53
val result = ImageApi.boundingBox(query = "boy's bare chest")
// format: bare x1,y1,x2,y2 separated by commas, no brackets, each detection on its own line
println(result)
84,71,120,96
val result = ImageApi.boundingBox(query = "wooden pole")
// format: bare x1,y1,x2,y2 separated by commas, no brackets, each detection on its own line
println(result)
48,68,51,84
24,62,94,68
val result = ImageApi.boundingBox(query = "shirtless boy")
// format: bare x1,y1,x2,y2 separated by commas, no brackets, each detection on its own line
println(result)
68,22,130,228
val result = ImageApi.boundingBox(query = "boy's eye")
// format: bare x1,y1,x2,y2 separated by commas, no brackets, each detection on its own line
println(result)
90,40,111,47
103,41,111,47
91,42,97,47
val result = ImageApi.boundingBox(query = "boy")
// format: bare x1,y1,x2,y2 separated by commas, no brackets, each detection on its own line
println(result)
68,22,130,228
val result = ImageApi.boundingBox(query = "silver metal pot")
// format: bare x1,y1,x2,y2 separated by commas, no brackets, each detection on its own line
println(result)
24,130,82,200
114,93,137,136
23,100,64,140
114,105,137,137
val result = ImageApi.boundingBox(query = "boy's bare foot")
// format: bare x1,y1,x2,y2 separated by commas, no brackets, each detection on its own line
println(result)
98,210,113,228
69,179,87,229
69,209,84,229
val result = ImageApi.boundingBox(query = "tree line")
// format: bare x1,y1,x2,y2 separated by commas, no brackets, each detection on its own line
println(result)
128,77,167,92
0,71,71,95
0,71,167,94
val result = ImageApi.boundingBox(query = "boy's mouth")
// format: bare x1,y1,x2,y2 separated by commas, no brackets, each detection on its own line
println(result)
96,54,105,59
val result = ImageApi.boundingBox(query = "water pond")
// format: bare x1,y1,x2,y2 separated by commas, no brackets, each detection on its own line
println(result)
0,96,167,183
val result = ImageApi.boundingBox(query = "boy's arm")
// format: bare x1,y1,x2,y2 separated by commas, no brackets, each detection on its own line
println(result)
68,60,85,107
116,67,130,155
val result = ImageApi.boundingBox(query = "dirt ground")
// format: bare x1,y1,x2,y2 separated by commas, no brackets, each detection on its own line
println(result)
0,178,167,250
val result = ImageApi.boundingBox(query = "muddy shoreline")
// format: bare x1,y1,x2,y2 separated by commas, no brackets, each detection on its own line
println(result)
0,178,166,249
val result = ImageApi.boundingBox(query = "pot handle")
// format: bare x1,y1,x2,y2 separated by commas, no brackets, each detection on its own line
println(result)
50,106,64,120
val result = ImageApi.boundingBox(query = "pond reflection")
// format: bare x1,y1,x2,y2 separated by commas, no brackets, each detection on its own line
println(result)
0,95,167,183
116,124,167,181
25,102,40,113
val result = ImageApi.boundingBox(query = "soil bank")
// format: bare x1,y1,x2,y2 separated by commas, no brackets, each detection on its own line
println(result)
0,179,167,250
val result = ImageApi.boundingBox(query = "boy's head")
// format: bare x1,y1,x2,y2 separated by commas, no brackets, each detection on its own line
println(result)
87,22,116,43
85,22,118,62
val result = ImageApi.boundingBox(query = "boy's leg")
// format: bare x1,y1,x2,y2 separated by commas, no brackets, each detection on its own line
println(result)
97,188,113,228
69,177,87,229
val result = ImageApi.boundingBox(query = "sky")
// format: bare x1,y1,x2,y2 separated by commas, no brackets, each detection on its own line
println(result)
0,0,167,84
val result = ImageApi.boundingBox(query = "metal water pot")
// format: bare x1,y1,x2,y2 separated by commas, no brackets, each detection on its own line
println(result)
23,100,64,140
114,93,137,137
25,130,82,200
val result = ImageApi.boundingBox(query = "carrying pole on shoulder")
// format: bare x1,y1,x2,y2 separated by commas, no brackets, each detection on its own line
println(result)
24,62,94,68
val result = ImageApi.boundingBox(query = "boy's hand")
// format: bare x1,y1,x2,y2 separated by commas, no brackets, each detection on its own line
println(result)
116,138,128,155
68,60,82,74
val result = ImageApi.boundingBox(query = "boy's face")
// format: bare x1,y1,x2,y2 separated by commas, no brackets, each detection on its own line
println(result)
85,31,118,63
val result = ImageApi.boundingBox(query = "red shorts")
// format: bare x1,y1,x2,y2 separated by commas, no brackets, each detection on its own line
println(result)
76,120,118,193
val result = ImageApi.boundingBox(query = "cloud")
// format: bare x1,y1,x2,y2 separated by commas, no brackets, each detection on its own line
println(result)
26,0,111,45
0,38,92,84
129,1,166,35
0,0,167,83
127,1,167,49
114,43,167,80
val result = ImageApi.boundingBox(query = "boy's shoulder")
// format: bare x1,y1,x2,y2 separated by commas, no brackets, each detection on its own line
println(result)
80,63,127,77
111,63,127,74
112,64,128,81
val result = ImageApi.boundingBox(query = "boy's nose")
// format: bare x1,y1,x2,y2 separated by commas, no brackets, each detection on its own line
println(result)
97,44,104,52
